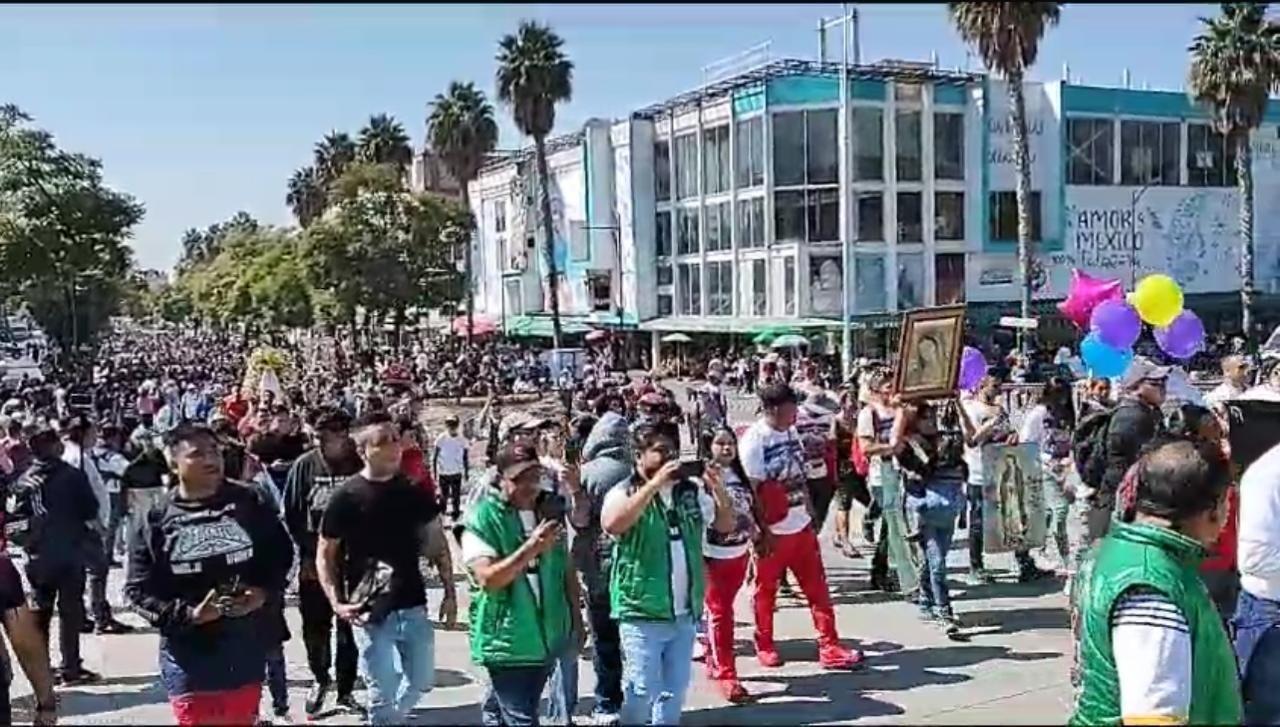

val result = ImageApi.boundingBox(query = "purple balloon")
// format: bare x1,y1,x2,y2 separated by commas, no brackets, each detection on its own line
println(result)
1089,299,1143,350
1155,310,1206,360
958,346,988,392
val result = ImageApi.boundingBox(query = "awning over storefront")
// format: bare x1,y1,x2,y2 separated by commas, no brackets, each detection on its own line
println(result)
637,316,844,334
504,315,592,338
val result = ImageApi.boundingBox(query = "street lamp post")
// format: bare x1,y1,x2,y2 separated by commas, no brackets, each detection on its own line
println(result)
821,5,858,380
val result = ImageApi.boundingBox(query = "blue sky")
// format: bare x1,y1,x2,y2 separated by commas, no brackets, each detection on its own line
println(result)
2,3,1223,270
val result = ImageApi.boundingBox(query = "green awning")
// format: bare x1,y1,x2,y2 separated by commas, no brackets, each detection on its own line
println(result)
505,315,591,338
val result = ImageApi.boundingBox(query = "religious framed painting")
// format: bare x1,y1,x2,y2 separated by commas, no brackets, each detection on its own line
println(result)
893,305,966,402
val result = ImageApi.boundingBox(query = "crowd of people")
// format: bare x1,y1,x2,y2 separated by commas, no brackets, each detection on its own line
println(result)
2,317,1280,726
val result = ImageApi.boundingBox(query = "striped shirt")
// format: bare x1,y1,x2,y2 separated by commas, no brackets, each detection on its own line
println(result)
1111,587,1191,724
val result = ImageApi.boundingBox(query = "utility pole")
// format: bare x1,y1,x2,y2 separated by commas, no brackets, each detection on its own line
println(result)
821,5,857,379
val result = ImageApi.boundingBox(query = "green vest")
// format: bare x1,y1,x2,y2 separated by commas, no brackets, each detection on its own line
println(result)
609,479,706,622
465,493,571,668
1070,521,1242,726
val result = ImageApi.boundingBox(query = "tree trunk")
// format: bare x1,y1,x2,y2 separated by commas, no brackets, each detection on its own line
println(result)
1008,68,1035,356
534,133,563,350
1237,130,1255,342
461,185,475,346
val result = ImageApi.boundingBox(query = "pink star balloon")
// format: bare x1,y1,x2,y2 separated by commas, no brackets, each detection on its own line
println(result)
1057,269,1123,329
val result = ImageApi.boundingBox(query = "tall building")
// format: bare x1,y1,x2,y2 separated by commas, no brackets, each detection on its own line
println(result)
467,57,1280,358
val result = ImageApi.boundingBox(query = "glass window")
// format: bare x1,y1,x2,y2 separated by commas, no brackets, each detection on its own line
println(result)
737,197,765,249
705,202,731,253
783,256,797,316
855,254,886,312
772,112,806,187
494,200,507,234
897,252,925,310
503,279,522,316
808,255,843,318
1121,121,1181,186
857,192,883,242
989,191,1042,242
806,109,838,185
752,259,768,316
673,133,698,200
735,117,764,189
654,140,672,201
703,125,731,195
657,261,673,286
895,82,923,103
774,190,806,244
655,211,672,257
935,253,966,305
807,189,839,242
852,107,883,181
1188,123,1237,187
1067,118,1114,185
933,112,965,181
676,207,700,255
896,110,922,182
935,192,965,241
707,261,733,316
897,192,923,242
658,293,673,317
677,262,701,315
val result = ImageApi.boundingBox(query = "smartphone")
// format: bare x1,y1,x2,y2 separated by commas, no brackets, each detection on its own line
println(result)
677,458,705,480
565,438,581,466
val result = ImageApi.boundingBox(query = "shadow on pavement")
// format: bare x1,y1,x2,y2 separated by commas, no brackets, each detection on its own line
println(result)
959,606,1069,635
684,669,905,725
22,673,169,719
950,578,1066,602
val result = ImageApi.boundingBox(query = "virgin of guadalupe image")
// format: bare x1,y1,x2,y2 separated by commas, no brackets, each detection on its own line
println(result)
996,450,1030,549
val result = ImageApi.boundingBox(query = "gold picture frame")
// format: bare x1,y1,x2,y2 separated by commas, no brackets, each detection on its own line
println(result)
893,305,967,402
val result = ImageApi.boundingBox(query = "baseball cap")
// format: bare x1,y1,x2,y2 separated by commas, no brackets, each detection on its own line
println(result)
497,412,551,441
494,441,543,481
1118,356,1172,390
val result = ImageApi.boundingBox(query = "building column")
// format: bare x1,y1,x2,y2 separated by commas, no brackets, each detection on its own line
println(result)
650,330,661,373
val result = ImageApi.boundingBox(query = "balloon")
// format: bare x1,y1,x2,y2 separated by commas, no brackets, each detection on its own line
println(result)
1155,310,1206,360
1080,333,1134,379
1129,274,1184,327
958,346,988,392
1057,269,1123,328
1089,299,1143,350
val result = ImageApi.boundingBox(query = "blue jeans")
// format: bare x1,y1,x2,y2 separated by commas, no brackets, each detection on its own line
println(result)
1233,589,1280,724
265,645,288,712
619,615,696,726
484,663,552,727
908,481,961,617
542,629,580,724
587,591,623,717
352,607,436,725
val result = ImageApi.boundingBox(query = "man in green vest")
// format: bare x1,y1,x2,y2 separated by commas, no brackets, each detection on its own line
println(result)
462,441,584,726
1071,438,1242,725
601,423,734,725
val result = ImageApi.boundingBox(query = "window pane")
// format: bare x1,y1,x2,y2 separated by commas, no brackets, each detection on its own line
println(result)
752,259,768,316
654,140,671,201
676,207,700,255
897,192,923,242
897,252,925,310
735,117,764,189
772,112,806,187
1188,123,1234,187
852,108,883,181
655,211,672,257
895,82,923,103
989,191,1041,242
935,253,966,305
774,190,806,244
857,192,883,242
855,254,886,312
658,293,673,316
706,202,731,252
1161,122,1181,186
806,109,838,185
784,256,797,315
807,189,839,242
657,262,672,286
708,261,733,316
933,112,965,180
703,125,730,195
896,110,922,181
809,255,843,318
1068,118,1113,185
935,192,965,240
737,197,764,249
674,134,698,199
677,262,701,315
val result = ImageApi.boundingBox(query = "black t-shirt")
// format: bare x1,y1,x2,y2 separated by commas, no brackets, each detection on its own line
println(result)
319,474,440,611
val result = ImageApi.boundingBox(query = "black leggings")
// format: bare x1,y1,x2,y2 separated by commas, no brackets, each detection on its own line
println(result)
833,472,871,513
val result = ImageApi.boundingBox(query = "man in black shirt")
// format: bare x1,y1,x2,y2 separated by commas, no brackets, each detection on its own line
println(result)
282,407,362,718
317,410,442,726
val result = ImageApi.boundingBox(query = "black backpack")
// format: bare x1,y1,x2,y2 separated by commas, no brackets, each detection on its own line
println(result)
4,464,49,551
1071,406,1115,491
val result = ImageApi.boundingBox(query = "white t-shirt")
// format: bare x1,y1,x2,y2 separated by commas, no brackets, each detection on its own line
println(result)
1239,441,1280,601
434,434,469,476
961,398,1008,486
1111,589,1192,723
461,509,543,604
702,469,753,560
601,484,715,616
738,420,811,535
91,447,130,494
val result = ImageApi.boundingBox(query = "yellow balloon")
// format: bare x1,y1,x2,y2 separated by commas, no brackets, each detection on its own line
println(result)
1128,274,1184,327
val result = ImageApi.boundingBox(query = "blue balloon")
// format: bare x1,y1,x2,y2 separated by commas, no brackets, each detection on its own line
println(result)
1080,332,1134,379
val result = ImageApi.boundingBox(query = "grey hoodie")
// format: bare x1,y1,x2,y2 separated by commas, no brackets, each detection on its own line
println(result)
576,412,633,594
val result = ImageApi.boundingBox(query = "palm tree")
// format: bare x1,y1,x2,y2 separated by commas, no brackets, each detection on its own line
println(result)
314,131,357,188
1189,2,1280,340
286,165,325,228
428,81,499,342
357,113,413,171
496,20,573,349
950,2,1060,351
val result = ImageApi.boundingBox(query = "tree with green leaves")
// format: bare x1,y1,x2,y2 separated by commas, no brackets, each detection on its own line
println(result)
287,166,326,229
358,114,413,170
1189,1,1280,338
949,2,1060,349
496,20,573,349
428,80,499,341
179,210,261,269
314,131,358,188
0,104,144,349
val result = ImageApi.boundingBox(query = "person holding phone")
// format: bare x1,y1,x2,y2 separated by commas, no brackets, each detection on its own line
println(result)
462,441,583,726
601,424,734,725
124,422,293,726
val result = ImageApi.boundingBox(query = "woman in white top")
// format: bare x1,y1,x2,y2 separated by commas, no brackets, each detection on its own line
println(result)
1017,376,1076,572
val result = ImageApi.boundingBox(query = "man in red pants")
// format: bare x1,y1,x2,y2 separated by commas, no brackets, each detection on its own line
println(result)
738,383,863,670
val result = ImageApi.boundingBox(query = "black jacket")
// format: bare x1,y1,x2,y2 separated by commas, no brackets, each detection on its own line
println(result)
19,458,98,566
1100,398,1162,502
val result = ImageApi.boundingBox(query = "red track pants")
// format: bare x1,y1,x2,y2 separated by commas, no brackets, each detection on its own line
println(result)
704,553,750,680
170,683,262,726
751,526,841,653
